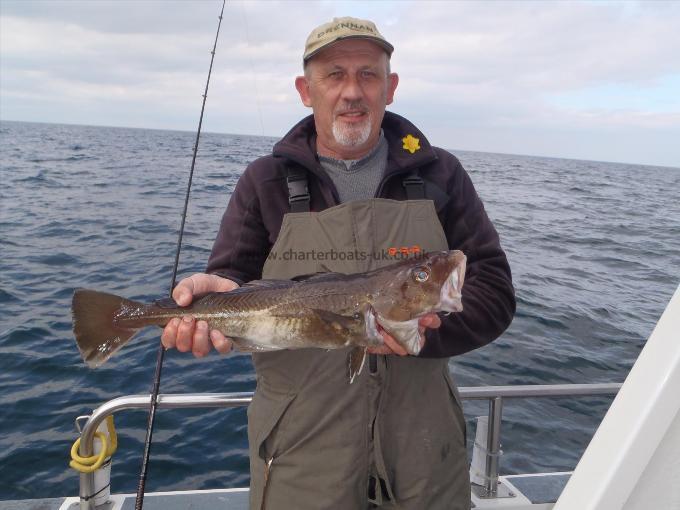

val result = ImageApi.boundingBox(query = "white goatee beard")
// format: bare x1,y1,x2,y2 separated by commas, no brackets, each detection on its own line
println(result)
332,113,372,148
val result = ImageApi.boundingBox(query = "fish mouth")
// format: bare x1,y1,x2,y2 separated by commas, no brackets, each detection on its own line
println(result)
436,256,466,313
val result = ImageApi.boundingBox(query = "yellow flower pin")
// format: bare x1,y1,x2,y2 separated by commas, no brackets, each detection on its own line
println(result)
402,134,421,154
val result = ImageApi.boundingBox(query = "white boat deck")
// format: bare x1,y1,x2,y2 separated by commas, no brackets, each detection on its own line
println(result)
0,472,570,510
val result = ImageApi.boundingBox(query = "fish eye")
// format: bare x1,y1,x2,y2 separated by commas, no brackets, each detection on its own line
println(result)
413,266,430,283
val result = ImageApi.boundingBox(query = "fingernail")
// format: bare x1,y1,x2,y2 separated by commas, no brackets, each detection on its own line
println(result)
172,318,181,327
197,321,207,330
183,316,193,323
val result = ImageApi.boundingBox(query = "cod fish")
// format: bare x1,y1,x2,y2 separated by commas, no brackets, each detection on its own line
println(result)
72,250,466,381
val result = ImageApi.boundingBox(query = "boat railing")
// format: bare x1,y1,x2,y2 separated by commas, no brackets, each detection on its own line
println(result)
76,382,622,509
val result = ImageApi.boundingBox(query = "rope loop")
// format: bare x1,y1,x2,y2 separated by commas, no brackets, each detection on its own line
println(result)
70,415,118,473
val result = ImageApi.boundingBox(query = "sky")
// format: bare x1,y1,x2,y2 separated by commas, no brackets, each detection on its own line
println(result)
1,0,679,168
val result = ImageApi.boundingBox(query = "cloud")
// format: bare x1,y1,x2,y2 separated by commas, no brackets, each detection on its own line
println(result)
1,0,679,166
390,2,680,86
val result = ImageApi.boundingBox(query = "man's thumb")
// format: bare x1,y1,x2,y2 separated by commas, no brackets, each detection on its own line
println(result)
172,281,194,306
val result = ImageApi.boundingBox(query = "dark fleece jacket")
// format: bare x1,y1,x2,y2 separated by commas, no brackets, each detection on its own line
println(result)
206,111,515,357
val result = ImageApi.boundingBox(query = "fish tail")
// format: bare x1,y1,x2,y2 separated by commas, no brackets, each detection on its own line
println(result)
72,289,154,368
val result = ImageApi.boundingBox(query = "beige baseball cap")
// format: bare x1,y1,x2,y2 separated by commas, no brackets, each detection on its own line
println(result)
303,17,394,62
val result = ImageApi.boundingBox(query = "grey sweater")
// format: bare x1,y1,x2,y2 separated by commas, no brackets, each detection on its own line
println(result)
318,133,388,203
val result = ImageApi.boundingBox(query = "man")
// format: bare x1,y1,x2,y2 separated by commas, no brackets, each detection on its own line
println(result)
162,17,515,510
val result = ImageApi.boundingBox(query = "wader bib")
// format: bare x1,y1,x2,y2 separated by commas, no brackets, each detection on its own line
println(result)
247,196,470,510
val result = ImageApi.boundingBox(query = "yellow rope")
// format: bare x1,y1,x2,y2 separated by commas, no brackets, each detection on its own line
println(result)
69,415,118,473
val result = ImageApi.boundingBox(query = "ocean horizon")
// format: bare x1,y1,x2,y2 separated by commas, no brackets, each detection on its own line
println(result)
4,119,677,171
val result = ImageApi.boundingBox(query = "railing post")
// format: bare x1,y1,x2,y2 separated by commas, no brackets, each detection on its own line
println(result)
471,396,513,499
79,471,96,510
78,429,96,510
484,396,503,495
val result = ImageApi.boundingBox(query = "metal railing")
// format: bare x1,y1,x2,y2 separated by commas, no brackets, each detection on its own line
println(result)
461,383,622,498
76,383,622,509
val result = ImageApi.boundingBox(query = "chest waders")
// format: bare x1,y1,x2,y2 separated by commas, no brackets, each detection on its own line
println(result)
247,169,470,510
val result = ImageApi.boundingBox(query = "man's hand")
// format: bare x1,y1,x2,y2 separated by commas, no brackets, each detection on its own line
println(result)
367,313,441,355
160,273,239,358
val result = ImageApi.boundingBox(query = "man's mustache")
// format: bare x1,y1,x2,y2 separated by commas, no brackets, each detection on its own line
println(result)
335,102,369,116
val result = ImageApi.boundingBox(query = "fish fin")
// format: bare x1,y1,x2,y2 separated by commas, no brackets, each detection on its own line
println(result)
347,347,367,384
181,281,291,305
269,308,360,331
72,289,146,368
310,309,361,331
239,279,293,290
154,297,180,309
231,274,348,291
291,272,347,282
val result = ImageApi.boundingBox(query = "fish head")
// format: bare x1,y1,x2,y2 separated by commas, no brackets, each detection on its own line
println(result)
373,250,466,322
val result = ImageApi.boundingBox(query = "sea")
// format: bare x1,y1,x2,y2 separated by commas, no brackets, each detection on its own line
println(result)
1,119,678,500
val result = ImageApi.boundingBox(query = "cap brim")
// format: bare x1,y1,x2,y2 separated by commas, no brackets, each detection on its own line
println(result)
304,35,394,62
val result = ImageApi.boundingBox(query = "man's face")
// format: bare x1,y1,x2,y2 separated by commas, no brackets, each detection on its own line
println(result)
295,39,399,159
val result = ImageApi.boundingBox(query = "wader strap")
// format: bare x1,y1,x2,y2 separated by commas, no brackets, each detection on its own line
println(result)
286,166,311,212
403,169,452,212
402,169,425,200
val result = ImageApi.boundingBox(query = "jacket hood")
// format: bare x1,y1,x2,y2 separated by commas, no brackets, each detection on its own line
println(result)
272,111,438,175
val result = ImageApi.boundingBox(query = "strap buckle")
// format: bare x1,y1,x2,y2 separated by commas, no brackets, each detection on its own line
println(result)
402,171,425,199
402,175,424,187
286,174,310,211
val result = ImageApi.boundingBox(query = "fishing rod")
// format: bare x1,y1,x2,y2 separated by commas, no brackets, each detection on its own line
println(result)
134,1,226,508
